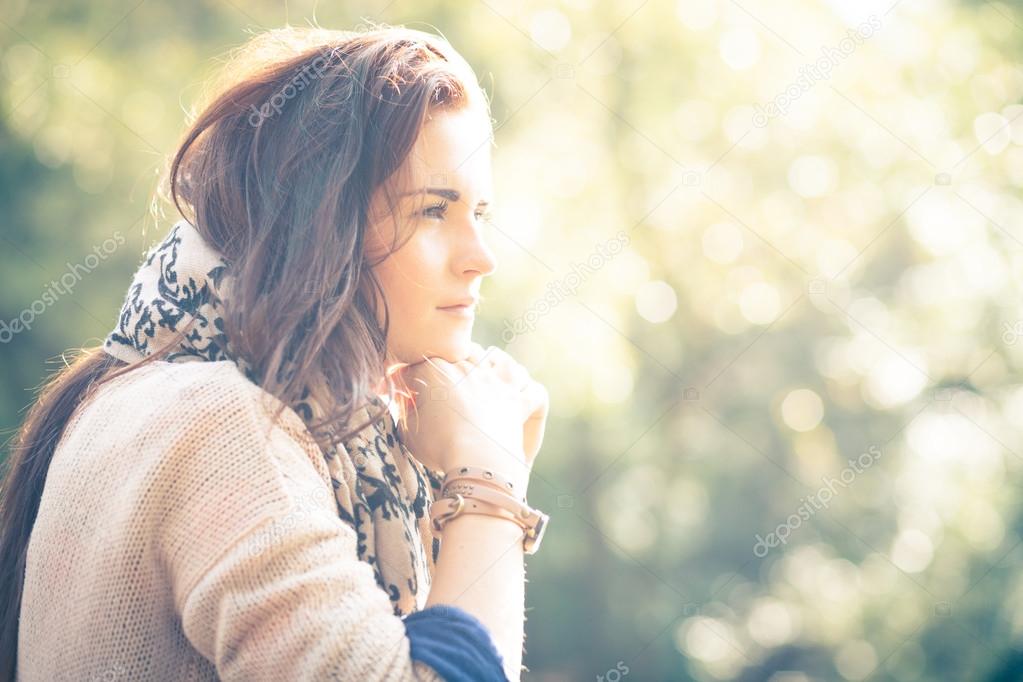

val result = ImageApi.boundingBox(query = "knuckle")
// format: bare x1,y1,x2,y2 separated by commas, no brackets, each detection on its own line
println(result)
487,345,514,363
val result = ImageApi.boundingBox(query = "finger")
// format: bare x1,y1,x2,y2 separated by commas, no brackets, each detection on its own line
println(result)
520,381,549,420
487,348,529,387
452,359,479,375
421,355,462,384
464,341,488,365
483,345,515,370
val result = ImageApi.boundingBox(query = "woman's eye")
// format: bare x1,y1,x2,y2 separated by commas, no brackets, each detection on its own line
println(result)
422,201,448,219
419,200,491,223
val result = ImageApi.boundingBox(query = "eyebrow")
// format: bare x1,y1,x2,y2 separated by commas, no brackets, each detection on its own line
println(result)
400,187,490,206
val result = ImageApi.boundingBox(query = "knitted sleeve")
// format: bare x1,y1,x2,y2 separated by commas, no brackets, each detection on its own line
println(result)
154,368,493,681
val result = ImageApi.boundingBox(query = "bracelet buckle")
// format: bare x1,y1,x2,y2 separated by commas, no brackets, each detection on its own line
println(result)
430,493,465,533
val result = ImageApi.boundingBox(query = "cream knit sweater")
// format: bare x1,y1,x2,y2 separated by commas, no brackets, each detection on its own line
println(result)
17,358,445,681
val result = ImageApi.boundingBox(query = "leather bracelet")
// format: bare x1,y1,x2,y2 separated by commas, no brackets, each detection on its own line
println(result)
443,476,525,503
442,478,525,509
430,494,525,534
441,465,523,500
430,483,549,555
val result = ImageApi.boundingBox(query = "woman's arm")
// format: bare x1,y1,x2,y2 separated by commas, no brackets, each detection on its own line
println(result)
425,510,527,681
399,344,549,682
156,377,508,681
174,500,449,681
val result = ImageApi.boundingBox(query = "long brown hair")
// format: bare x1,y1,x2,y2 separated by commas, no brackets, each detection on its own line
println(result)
0,24,490,677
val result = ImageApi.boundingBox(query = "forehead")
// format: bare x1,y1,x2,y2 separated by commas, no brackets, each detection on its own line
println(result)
401,107,494,198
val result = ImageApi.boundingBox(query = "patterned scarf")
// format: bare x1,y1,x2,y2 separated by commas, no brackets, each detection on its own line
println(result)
101,218,442,617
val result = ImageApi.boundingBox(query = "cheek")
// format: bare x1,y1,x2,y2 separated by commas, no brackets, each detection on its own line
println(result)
374,239,443,318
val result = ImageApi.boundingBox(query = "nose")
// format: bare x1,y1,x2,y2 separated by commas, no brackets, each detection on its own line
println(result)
454,221,498,278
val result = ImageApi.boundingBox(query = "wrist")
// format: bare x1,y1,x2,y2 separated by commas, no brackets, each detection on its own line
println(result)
441,508,527,543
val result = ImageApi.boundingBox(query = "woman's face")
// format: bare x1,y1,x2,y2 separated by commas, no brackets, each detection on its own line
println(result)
365,105,498,365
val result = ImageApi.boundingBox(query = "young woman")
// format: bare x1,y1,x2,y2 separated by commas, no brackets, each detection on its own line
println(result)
0,25,550,681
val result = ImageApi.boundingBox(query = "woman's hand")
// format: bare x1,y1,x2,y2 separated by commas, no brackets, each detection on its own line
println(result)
463,343,549,468
398,343,548,490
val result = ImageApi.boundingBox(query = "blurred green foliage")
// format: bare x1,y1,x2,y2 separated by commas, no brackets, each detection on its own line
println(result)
3,1,1023,680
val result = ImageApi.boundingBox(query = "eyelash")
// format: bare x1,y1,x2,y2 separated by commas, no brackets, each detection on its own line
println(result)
422,200,491,222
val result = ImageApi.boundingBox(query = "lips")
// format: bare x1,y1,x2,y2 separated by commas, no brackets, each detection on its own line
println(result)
438,297,476,319
438,297,477,310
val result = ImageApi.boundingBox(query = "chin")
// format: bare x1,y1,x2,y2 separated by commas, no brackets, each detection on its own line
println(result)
431,337,473,363
399,336,473,365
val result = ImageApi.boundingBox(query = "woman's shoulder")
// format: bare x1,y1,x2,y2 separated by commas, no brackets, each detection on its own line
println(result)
87,358,301,432
94,358,270,407
64,358,325,477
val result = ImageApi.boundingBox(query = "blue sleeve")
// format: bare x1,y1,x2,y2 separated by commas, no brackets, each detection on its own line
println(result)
402,604,510,681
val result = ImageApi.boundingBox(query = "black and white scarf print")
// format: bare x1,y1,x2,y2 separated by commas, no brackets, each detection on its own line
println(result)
102,218,444,617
